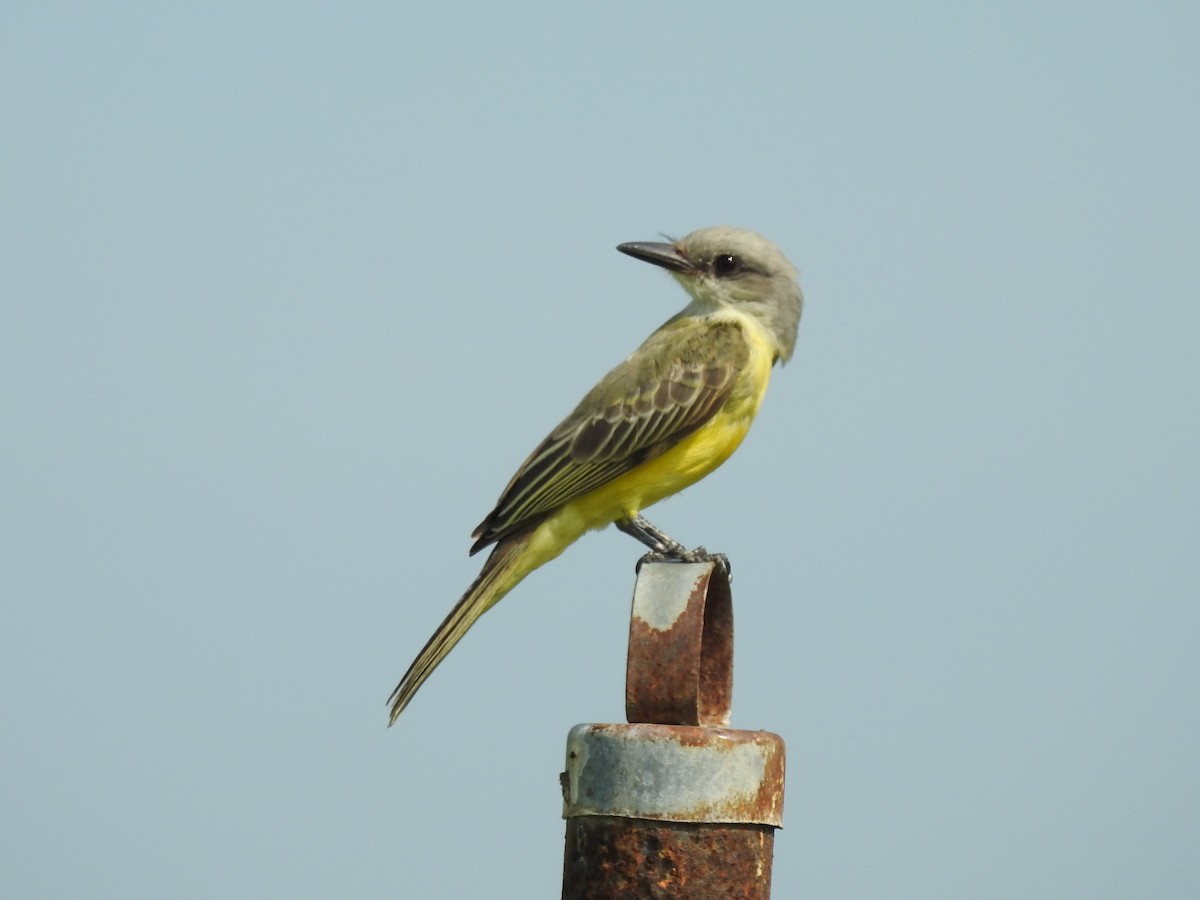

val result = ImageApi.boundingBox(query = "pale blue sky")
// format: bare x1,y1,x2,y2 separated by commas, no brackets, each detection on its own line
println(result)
3,3,1197,898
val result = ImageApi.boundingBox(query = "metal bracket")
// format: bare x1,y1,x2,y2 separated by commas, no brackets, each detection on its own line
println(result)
625,560,733,727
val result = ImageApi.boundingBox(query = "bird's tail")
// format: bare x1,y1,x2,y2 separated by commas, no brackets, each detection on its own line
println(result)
388,532,534,724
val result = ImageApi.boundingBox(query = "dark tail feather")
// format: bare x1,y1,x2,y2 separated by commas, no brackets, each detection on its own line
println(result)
388,533,532,724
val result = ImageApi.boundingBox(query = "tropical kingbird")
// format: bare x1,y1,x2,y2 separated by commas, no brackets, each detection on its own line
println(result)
388,226,803,723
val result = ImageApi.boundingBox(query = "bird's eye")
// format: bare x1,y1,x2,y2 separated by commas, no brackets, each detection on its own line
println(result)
712,254,742,276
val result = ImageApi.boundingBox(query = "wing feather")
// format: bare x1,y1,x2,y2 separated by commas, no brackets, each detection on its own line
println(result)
470,318,749,553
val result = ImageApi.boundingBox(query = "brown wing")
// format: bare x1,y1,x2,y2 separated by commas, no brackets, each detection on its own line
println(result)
470,318,749,553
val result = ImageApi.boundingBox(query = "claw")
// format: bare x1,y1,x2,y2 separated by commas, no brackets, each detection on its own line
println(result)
682,547,731,581
635,550,671,573
633,546,731,582
706,552,732,581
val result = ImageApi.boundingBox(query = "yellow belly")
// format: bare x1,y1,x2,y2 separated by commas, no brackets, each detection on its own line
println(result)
581,402,755,520
519,322,775,571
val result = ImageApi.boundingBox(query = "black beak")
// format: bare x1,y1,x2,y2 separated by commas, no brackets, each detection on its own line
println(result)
616,241,696,274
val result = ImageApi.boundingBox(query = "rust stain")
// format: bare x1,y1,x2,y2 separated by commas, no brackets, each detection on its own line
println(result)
626,561,733,726
563,818,776,899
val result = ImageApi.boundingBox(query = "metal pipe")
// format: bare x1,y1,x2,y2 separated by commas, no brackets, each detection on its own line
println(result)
561,560,787,898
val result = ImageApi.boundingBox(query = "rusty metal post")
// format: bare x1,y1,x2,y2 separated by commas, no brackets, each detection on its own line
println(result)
561,561,786,899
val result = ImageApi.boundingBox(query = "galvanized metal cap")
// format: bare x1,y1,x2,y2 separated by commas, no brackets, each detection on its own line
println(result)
562,723,785,827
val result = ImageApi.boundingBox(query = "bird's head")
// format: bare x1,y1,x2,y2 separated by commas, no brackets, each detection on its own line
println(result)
618,225,804,363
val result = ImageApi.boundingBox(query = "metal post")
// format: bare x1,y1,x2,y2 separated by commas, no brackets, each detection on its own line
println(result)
561,561,787,899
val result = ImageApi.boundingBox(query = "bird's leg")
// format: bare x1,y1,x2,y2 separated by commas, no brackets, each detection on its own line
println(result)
616,514,689,557
616,515,732,579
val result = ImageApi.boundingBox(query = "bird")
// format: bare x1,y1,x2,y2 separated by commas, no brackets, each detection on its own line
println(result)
388,226,803,723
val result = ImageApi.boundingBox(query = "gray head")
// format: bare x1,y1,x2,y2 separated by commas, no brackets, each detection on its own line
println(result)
617,226,804,363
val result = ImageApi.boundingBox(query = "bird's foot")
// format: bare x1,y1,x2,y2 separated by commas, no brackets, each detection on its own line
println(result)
683,547,732,580
635,550,671,573
620,516,730,580
635,546,731,581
